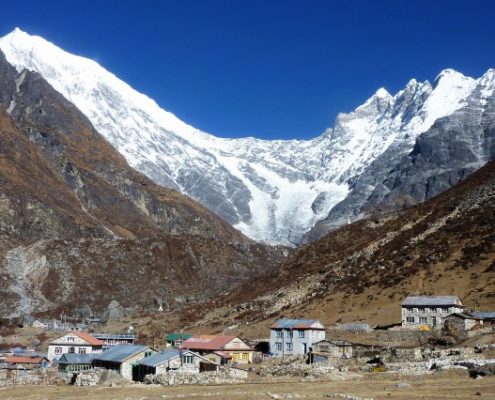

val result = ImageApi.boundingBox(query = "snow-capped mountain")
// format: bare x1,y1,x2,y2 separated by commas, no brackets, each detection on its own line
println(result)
1,28,494,245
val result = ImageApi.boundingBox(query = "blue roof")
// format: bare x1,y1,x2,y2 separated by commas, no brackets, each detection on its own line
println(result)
58,353,94,364
472,312,495,319
93,344,150,363
271,319,324,329
138,349,181,367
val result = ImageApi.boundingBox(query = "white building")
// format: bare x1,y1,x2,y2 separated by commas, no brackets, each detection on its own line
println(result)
270,319,326,356
401,296,464,329
47,331,104,361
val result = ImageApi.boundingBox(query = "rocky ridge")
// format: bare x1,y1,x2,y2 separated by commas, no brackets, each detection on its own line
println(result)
0,50,285,318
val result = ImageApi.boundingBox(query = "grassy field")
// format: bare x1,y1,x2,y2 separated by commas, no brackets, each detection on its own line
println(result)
1,372,494,400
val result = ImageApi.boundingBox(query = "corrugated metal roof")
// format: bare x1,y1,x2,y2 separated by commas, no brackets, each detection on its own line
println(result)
73,331,104,346
6,356,47,364
472,311,495,320
270,319,325,329
401,296,462,306
93,344,150,363
166,333,193,342
183,335,241,351
446,312,481,320
138,349,180,367
339,323,371,331
58,353,94,364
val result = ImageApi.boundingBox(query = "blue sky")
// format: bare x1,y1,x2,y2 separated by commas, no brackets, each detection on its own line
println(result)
1,0,494,139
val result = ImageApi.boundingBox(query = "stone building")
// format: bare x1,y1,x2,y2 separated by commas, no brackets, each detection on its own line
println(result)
92,344,155,380
135,349,216,381
269,319,326,357
444,312,483,337
401,296,464,329
312,340,353,358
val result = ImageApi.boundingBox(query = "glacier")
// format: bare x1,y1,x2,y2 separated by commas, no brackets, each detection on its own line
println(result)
1,28,493,245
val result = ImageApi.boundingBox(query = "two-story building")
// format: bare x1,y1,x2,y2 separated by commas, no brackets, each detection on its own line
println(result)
182,335,254,364
47,331,104,361
270,319,326,356
401,296,464,329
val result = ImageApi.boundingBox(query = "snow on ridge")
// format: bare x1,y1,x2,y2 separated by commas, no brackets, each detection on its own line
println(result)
0,28,487,245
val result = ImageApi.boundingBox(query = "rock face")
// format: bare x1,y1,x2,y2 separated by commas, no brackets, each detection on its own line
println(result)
0,49,285,318
306,70,495,241
1,29,494,245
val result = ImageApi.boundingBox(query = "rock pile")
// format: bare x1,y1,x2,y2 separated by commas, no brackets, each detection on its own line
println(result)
73,368,129,386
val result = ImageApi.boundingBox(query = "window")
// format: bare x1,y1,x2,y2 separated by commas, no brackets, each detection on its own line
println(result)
275,330,282,338
320,345,329,352
145,351,152,357
298,330,305,338
432,317,437,326
275,342,282,351
418,308,425,313
69,346,75,354
286,342,293,351
285,330,292,338
54,346,63,354
242,353,249,361
419,317,428,324
78,347,86,354
183,356,194,364
406,316,415,323
67,336,75,342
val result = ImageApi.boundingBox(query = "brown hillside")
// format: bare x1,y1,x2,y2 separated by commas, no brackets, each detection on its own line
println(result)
187,158,495,337
0,52,286,319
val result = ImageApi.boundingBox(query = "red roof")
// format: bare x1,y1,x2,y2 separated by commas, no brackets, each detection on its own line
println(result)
213,351,232,359
74,331,104,346
183,335,238,351
6,356,47,364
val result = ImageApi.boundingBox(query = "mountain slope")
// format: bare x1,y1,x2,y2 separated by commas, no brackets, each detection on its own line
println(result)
1,29,494,245
189,158,495,335
0,50,285,318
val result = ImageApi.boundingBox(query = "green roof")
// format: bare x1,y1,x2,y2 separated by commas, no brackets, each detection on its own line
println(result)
166,333,192,342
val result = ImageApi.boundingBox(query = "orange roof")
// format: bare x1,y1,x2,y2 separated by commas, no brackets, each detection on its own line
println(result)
74,331,104,346
6,356,46,364
183,335,238,351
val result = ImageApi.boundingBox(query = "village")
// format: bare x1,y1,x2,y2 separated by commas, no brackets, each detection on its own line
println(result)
1,294,495,395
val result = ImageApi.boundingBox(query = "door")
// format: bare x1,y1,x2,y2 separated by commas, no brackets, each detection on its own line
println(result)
301,343,307,354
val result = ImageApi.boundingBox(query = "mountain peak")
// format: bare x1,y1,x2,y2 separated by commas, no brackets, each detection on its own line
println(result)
375,87,391,98
433,68,468,87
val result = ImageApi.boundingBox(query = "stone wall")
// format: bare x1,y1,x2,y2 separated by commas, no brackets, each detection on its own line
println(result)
0,368,66,387
144,367,247,385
